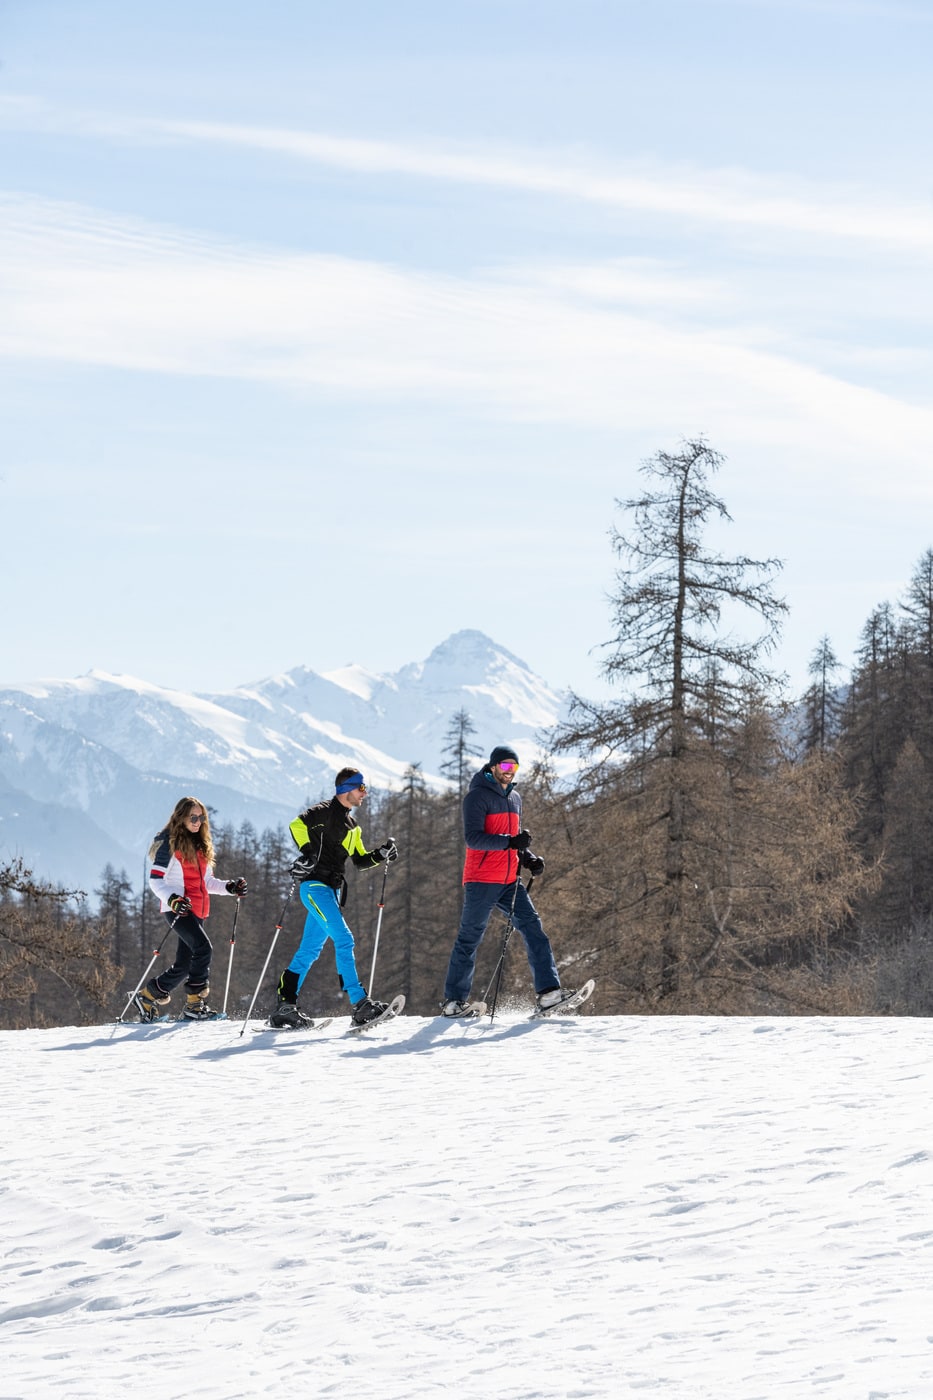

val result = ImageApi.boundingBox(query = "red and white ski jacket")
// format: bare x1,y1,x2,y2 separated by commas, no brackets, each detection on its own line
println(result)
148,830,230,918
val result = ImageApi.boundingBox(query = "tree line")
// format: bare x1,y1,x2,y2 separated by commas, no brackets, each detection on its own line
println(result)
3,439,932,1025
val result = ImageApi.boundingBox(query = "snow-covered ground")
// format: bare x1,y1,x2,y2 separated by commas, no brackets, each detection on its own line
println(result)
2,1009,932,1399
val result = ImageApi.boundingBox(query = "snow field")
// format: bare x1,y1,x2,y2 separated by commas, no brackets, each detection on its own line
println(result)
1,1012,932,1398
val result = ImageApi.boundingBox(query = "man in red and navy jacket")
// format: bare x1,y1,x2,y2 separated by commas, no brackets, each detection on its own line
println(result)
442,745,562,1015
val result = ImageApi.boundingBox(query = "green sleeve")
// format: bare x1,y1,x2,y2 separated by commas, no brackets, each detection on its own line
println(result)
345,826,381,869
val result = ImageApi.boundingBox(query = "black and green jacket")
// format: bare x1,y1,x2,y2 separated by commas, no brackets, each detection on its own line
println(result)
289,797,383,889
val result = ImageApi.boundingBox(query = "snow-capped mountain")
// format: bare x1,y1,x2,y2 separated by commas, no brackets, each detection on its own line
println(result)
0,631,568,890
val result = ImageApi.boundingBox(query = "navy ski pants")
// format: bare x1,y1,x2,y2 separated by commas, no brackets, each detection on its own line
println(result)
152,911,213,995
444,880,560,1003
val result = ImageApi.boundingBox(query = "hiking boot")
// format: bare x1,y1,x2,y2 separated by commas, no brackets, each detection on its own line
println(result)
536,987,567,1010
351,996,388,1026
442,999,470,1018
270,999,312,1029
183,992,219,1021
133,983,170,1022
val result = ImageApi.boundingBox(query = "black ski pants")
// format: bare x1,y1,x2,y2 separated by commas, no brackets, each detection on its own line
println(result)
152,911,213,995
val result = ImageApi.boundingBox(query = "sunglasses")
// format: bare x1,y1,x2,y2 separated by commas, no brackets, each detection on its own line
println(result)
187,812,205,824
497,762,519,773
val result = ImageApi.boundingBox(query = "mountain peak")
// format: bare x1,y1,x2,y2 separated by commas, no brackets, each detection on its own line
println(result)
423,630,528,672
393,631,539,692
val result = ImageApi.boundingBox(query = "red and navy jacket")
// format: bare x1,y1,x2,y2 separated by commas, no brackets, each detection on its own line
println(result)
461,766,522,885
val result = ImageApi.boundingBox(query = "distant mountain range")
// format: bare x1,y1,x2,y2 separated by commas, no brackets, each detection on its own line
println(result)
0,631,569,891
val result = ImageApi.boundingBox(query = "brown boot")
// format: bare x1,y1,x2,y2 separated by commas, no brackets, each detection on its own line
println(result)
133,983,170,1022
183,990,219,1021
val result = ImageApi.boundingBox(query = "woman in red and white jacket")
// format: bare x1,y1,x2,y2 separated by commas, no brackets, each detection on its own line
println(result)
137,796,247,1021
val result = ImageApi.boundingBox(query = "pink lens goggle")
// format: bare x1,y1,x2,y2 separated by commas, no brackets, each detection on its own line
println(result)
498,761,519,772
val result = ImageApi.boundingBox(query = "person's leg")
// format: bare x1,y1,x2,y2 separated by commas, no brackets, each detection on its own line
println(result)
282,883,366,1005
313,886,367,1005
153,913,210,993
279,883,333,996
499,881,560,995
180,919,213,995
444,883,502,1003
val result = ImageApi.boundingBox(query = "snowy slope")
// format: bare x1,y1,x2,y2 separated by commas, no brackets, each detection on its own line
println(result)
0,631,568,887
2,1011,932,1399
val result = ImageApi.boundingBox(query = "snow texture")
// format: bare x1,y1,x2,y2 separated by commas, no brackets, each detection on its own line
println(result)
2,1011,932,1398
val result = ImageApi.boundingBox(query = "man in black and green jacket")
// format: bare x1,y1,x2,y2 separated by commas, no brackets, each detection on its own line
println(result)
272,766,398,1027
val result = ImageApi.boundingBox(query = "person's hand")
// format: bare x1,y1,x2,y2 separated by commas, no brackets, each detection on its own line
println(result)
226,877,248,896
290,856,315,882
168,894,192,916
378,839,399,863
523,853,545,877
507,829,532,851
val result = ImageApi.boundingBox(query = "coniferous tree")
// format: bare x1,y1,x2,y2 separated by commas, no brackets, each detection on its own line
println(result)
550,440,875,1011
834,554,933,957
900,548,933,663
556,440,788,1001
841,603,908,849
439,709,482,802
439,707,482,893
95,863,135,971
899,548,933,756
800,636,844,754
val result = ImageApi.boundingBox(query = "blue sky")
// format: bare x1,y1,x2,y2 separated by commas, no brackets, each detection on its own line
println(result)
1,0,931,702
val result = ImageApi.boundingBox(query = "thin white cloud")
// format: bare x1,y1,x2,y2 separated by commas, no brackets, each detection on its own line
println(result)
141,117,933,255
1,193,931,494
507,260,729,312
2,97,932,256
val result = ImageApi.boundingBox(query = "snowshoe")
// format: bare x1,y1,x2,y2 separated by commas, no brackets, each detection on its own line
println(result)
533,980,595,1018
441,999,487,1019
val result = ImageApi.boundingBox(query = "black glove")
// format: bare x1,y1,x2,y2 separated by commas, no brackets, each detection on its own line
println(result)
377,838,399,863
522,852,545,877
507,829,532,851
290,856,316,882
168,894,192,916
226,877,248,896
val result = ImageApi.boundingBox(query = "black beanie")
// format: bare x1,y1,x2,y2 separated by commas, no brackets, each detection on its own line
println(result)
489,745,520,767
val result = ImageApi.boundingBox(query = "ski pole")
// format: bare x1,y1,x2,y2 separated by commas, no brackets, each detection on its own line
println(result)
221,896,242,1017
368,839,394,995
238,881,295,1038
483,874,529,1024
117,915,180,1022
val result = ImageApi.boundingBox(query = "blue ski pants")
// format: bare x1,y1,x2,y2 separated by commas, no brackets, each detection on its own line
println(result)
287,881,366,1005
444,880,560,1003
